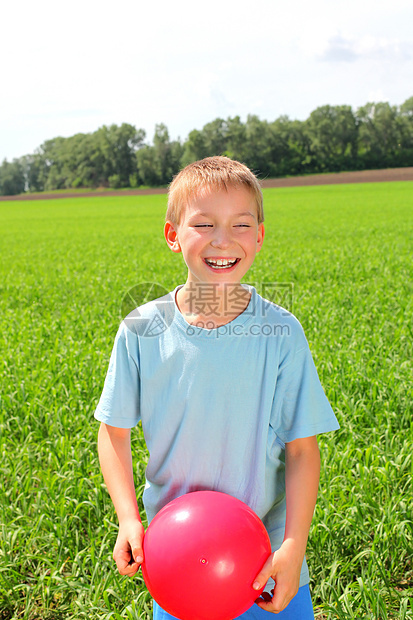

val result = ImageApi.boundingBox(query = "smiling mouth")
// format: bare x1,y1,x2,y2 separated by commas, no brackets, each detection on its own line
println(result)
204,258,240,270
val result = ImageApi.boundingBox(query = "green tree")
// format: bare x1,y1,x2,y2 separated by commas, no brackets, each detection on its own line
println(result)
0,159,26,196
201,118,228,156
243,115,273,178
137,125,182,186
356,102,401,168
153,123,180,184
181,129,208,166
265,116,304,177
136,146,160,187
397,97,413,164
39,137,68,190
20,153,45,192
95,124,146,187
223,116,247,162
3,95,413,194
37,124,146,190
305,105,358,172
283,119,312,175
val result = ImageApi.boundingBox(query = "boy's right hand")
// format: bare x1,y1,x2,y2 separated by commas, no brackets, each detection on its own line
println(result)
113,519,145,576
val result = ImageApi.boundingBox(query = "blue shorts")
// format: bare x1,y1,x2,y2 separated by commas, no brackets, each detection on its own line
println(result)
153,584,314,619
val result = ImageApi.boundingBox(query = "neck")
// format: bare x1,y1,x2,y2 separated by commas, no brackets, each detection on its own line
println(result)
176,281,251,328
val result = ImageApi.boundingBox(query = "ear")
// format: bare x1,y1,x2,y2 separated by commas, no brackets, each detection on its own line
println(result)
164,221,181,253
256,223,265,252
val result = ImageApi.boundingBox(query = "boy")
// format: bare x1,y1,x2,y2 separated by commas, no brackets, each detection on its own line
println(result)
95,156,339,618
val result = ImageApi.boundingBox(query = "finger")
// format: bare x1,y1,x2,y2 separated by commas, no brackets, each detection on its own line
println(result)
131,542,144,565
119,561,140,576
256,587,294,615
256,593,285,615
114,547,138,575
115,555,139,575
256,599,280,613
252,554,274,592
255,591,272,605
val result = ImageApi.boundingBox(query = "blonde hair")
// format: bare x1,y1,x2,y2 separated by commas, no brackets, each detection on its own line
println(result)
166,156,264,225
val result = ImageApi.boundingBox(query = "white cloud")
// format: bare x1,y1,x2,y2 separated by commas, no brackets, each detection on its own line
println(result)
318,34,413,63
367,89,386,102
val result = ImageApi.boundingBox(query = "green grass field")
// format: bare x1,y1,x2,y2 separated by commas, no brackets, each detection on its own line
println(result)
0,182,412,619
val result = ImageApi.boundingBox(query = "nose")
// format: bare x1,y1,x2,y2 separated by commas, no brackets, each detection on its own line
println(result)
210,226,234,249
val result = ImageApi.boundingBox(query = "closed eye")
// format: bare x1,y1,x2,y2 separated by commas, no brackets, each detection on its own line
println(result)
193,224,213,228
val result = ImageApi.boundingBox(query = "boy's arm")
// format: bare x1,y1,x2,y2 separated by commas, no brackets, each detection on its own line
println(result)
98,422,145,576
253,435,320,613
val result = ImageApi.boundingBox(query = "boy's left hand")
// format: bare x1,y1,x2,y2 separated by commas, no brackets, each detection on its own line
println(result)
252,539,303,614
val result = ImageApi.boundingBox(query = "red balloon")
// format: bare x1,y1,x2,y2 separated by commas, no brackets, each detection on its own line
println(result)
142,491,271,620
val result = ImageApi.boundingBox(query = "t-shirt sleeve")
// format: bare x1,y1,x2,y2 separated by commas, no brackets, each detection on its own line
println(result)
271,340,339,444
94,323,141,428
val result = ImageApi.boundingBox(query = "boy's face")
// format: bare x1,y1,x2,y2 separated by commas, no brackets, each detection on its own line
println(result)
164,186,264,287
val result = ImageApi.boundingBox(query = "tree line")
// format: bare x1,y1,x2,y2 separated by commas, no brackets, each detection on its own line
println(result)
1,97,412,196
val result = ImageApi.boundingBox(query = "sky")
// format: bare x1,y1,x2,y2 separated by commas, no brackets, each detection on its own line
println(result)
1,0,412,162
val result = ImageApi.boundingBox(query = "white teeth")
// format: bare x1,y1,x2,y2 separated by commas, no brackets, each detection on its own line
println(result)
205,258,237,269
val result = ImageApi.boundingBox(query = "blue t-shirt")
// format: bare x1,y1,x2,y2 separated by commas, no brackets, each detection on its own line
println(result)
95,285,339,588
